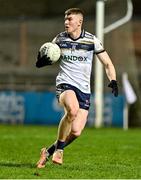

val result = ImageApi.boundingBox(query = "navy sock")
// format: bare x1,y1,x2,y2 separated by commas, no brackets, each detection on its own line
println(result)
47,144,56,156
56,140,65,150
47,135,77,157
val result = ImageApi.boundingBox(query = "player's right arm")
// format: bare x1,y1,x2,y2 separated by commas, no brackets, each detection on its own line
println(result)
36,36,58,68
36,52,52,68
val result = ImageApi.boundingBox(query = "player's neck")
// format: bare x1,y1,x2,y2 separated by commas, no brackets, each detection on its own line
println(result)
69,29,82,40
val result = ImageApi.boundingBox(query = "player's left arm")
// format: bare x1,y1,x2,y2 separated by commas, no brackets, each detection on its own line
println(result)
97,51,116,81
97,51,118,97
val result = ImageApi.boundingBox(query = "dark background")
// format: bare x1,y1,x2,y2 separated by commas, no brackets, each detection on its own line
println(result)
0,0,140,18
0,0,141,126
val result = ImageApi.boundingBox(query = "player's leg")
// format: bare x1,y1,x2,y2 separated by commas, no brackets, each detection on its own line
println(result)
52,89,79,164
37,87,78,168
37,85,90,167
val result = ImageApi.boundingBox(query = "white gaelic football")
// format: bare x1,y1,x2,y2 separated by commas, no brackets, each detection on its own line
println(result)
39,42,61,63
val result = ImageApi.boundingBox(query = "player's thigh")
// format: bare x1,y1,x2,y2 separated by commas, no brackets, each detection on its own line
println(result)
71,108,88,133
59,90,79,111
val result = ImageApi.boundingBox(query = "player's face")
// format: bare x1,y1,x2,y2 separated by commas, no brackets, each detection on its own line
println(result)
64,14,82,34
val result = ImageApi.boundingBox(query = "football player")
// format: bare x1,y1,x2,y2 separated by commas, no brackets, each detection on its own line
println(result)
36,8,118,168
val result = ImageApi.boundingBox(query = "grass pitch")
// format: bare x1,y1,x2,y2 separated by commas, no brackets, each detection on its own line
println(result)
0,124,141,179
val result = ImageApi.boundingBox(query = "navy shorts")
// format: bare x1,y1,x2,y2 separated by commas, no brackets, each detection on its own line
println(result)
56,83,90,110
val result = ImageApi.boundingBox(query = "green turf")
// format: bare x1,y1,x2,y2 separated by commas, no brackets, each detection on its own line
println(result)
0,124,141,179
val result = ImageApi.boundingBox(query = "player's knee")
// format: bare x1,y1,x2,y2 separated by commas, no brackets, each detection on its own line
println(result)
66,107,78,122
67,110,77,122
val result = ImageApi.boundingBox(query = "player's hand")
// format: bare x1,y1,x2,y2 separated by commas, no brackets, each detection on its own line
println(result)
108,80,118,97
36,52,52,67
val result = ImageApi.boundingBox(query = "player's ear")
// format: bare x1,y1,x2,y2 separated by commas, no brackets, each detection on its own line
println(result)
78,19,82,26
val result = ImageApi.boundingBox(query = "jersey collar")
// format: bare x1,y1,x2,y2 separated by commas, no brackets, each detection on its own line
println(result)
67,29,85,41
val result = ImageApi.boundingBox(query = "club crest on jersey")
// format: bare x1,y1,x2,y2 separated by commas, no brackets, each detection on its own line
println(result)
71,44,76,52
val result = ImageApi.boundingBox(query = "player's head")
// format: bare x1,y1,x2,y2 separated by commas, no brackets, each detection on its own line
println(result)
64,8,84,34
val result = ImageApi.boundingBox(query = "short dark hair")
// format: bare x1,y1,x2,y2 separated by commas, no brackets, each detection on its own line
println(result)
65,8,84,17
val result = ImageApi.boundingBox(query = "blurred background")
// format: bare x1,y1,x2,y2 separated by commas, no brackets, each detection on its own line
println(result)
0,0,141,128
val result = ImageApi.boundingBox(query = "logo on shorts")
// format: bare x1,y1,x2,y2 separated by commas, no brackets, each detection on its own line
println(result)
85,99,90,107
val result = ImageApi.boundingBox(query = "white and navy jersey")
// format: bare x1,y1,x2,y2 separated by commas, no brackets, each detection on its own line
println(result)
52,30,105,93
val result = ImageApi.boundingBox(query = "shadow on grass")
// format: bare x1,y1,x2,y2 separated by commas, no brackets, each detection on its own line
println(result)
0,162,35,168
